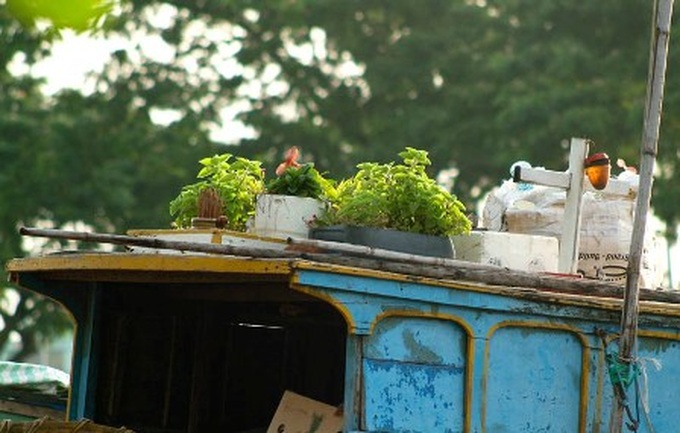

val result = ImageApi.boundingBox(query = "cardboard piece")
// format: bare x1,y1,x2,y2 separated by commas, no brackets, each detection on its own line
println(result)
267,391,343,433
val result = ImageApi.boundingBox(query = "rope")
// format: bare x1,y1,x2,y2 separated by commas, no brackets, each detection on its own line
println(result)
606,352,638,391
28,418,46,433
600,331,661,433
0,418,134,433
72,419,92,432
637,357,662,433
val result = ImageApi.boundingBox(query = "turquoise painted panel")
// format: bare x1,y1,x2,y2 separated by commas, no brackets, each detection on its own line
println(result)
294,270,621,335
365,316,467,366
586,336,612,433
634,336,680,432
363,317,466,432
485,326,583,432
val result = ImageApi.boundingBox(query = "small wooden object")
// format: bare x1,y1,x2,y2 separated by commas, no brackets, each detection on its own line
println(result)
192,187,227,229
197,187,223,219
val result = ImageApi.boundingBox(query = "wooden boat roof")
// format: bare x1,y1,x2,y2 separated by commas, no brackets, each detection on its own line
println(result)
7,245,680,315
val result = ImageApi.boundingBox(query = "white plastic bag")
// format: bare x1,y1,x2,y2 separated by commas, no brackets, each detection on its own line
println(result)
482,175,661,288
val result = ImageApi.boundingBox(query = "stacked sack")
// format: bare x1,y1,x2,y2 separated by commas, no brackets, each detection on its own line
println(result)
482,168,662,288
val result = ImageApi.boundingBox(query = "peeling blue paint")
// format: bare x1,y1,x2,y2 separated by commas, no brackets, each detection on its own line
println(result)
402,329,443,365
291,269,680,433
364,359,464,433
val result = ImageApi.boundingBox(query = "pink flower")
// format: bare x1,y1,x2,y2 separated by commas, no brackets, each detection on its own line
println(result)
275,146,301,175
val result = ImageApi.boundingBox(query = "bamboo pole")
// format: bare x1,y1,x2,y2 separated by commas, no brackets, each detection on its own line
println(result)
18,227,298,259
611,0,675,431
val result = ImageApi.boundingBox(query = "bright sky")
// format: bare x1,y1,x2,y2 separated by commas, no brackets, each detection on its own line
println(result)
11,28,254,143
30,32,127,95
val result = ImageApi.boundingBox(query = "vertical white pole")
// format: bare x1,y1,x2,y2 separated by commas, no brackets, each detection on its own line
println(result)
558,138,589,274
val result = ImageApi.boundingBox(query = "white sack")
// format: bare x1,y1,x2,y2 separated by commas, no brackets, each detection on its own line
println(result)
482,177,661,288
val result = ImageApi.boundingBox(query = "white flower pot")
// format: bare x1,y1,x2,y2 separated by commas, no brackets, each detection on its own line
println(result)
252,194,324,239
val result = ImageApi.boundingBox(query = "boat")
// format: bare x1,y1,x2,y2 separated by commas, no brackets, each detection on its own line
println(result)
5,227,680,433
4,0,676,431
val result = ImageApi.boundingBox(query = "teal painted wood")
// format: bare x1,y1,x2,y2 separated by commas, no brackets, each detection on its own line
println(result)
343,336,363,432
295,269,680,433
13,261,680,432
485,327,583,432
9,275,99,420
363,317,465,432
70,284,102,420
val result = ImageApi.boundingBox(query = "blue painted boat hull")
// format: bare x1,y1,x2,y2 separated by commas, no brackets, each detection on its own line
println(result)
7,254,679,432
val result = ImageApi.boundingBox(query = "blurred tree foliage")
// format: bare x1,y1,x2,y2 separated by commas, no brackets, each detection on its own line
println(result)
98,0,678,227
1,0,679,360
0,3,218,360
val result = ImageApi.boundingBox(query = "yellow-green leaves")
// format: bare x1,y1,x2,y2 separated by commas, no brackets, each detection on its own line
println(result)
169,153,264,230
266,164,336,200
7,0,116,32
325,148,471,236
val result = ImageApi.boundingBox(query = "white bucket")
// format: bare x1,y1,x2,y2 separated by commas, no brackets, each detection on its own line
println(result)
252,194,324,239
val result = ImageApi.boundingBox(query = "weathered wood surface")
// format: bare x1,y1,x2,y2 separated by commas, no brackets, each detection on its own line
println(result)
18,227,680,304
288,237,680,302
0,400,64,421
18,227,298,259
300,252,680,303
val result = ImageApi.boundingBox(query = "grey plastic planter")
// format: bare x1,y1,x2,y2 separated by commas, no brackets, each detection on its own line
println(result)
310,225,455,258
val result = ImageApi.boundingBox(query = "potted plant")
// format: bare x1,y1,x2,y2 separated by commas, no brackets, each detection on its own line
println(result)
169,153,265,231
312,147,471,258
252,147,336,239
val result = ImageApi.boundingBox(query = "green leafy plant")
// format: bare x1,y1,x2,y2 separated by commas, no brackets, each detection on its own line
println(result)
266,164,336,200
322,147,471,236
265,146,336,200
169,153,265,230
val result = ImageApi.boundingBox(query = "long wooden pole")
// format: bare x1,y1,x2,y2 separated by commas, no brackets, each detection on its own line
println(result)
18,226,299,258
18,226,680,302
611,0,674,431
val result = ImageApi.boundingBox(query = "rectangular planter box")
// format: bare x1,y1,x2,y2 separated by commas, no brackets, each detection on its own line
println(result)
310,225,455,259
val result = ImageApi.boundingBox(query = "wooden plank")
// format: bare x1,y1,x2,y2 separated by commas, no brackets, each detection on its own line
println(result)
516,166,637,197
513,166,570,189
296,254,680,304
18,227,296,259
559,138,588,274
7,253,291,276
0,400,65,420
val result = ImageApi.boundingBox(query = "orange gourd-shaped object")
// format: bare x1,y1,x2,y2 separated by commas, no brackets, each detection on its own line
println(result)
584,152,611,190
